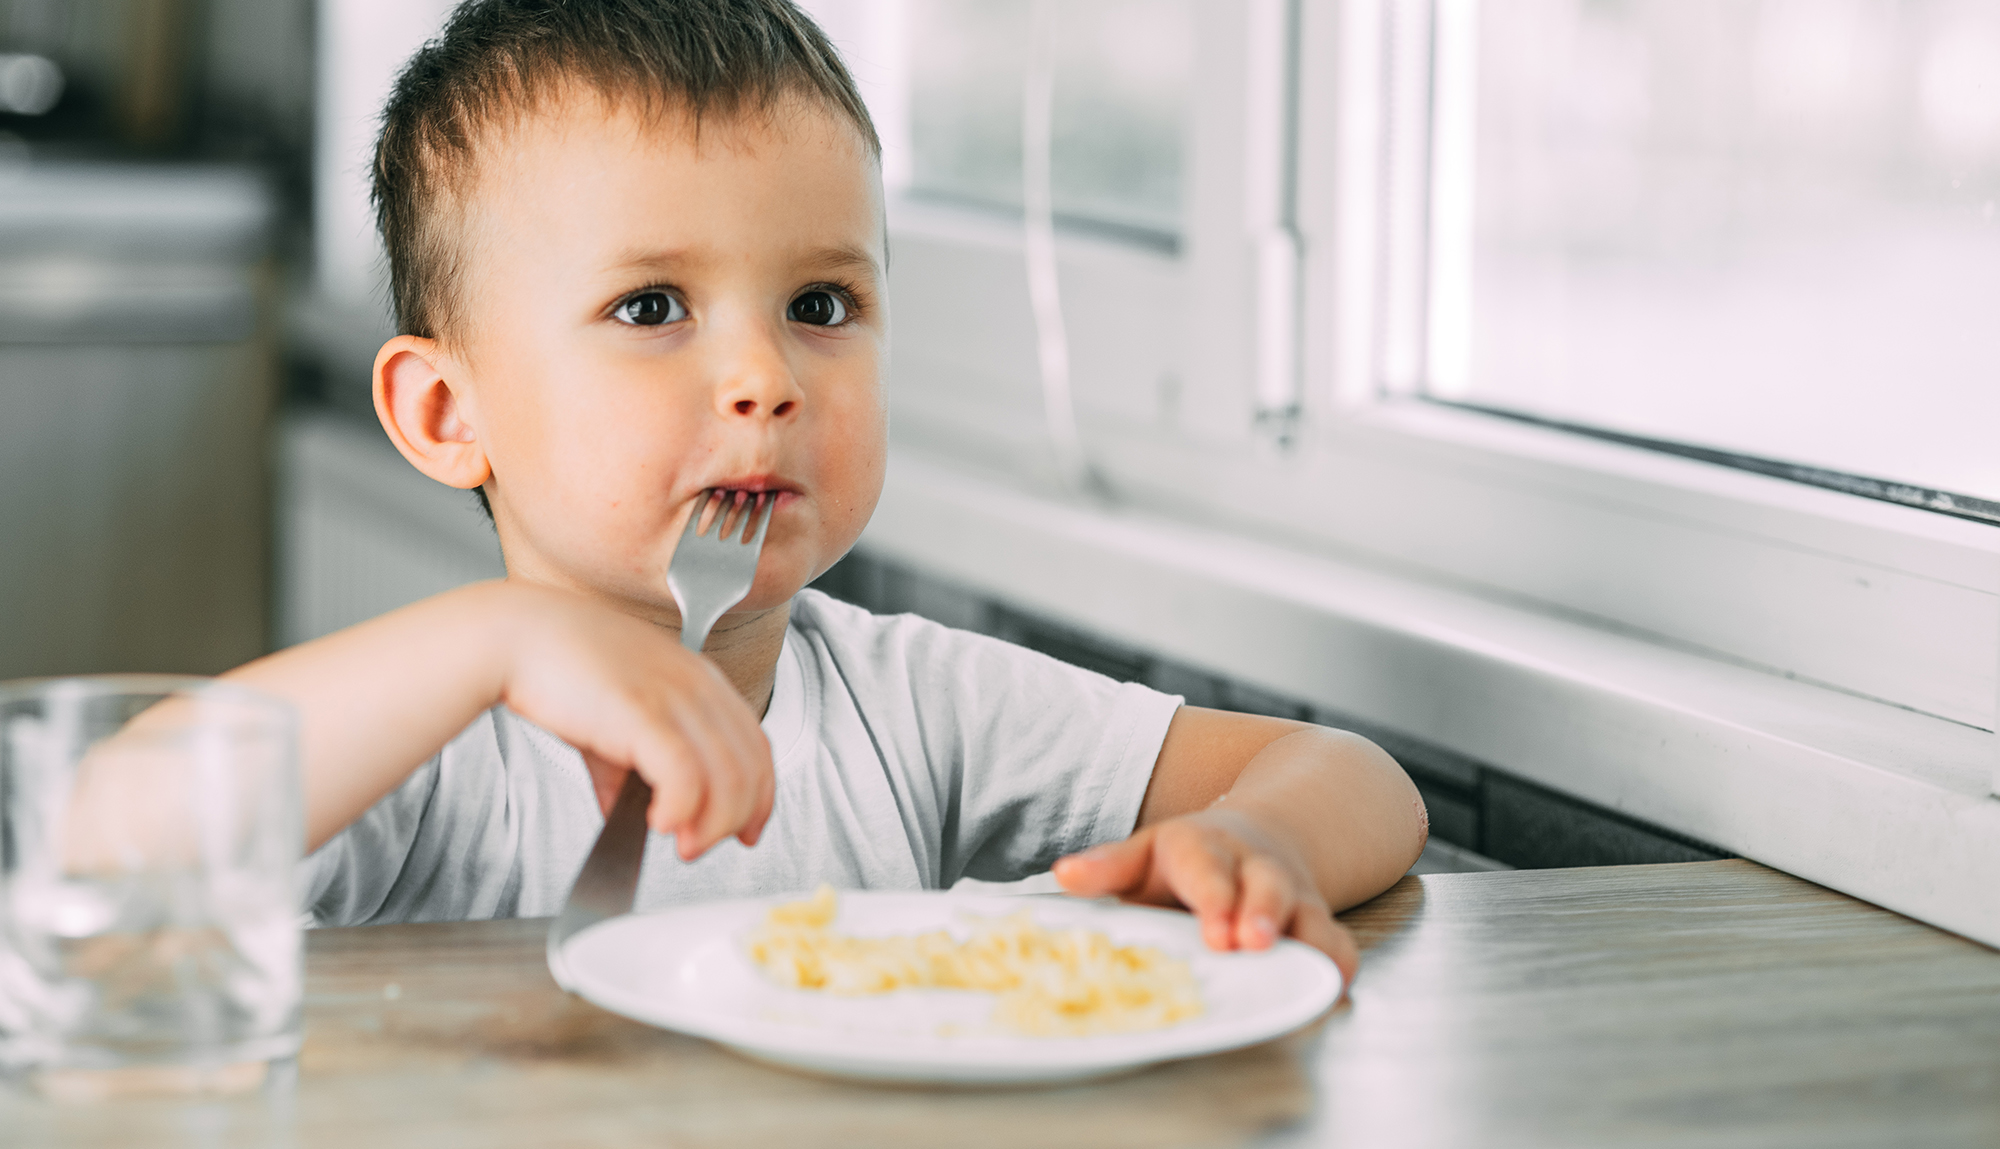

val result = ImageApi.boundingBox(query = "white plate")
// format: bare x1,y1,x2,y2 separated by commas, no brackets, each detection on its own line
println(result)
556,890,1343,1084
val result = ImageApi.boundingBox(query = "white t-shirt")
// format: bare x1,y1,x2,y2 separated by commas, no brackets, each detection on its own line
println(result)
303,589,1183,926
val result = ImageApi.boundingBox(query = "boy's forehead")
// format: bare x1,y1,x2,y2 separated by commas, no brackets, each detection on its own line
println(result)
464,90,885,263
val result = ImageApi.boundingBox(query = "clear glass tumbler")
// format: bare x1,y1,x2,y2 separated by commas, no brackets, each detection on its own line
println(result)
0,676,301,1094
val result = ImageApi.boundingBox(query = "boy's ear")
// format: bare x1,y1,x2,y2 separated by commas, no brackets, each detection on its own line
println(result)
373,335,492,491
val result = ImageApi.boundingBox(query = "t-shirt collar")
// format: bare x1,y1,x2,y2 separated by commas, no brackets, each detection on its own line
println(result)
761,625,809,765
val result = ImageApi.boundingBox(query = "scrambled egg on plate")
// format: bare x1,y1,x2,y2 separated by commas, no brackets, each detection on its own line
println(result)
743,886,1204,1037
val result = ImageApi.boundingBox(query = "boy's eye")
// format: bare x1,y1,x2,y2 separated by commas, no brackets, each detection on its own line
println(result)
788,290,848,327
614,291,687,326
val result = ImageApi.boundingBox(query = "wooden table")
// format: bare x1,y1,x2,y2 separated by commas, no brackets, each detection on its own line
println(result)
10,858,2000,1148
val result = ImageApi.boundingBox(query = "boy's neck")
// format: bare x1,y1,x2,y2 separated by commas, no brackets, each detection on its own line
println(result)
691,600,792,718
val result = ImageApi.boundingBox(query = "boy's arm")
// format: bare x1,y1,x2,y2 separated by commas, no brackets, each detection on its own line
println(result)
1053,707,1426,977
224,580,773,856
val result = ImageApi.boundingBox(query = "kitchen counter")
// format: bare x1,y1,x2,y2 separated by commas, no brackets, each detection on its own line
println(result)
9,858,2000,1147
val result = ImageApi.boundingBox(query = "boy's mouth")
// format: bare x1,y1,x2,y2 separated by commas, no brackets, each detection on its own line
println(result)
697,477,804,514
702,474,801,497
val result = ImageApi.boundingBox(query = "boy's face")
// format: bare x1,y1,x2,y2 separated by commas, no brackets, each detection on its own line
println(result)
447,95,887,624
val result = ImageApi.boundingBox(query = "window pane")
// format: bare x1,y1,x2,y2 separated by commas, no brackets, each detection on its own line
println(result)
1449,0,2000,501
907,0,1192,246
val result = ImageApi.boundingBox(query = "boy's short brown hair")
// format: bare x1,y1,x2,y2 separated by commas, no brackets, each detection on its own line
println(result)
373,0,880,345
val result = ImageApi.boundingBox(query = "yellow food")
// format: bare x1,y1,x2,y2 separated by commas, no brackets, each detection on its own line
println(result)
743,886,1204,1037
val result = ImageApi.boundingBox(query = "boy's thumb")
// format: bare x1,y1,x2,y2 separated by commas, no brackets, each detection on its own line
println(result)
1052,830,1154,897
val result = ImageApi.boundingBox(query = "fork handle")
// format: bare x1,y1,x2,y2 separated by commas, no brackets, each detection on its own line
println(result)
546,768,653,989
680,612,721,653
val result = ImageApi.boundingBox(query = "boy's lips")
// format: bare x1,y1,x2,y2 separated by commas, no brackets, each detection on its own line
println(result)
704,473,800,494
694,478,803,511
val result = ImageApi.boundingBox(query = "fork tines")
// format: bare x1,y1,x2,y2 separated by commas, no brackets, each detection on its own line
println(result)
693,488,774,545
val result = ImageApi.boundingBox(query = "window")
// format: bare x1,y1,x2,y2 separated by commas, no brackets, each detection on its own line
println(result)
1348,0,2000,731
813,0,1304,476
1415,0,2000,513
906,0,1192,250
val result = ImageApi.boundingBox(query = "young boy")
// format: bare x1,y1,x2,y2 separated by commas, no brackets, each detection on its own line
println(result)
230,0,1425,982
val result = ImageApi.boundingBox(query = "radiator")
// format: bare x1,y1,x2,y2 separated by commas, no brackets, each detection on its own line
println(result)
276,411,506,647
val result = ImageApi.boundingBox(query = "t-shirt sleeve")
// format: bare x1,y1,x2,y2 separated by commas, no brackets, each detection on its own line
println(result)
299,709,527,927
300,756,442,927
876,608,1182,885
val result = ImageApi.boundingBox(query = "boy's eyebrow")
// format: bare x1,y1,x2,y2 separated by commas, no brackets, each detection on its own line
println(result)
797,244,883,279
605,243,881,281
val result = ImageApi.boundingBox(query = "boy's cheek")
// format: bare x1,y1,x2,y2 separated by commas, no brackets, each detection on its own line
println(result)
732,515,844,608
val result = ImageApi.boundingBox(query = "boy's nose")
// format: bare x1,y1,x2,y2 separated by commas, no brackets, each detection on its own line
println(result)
731,396,794,417
715,342,804,422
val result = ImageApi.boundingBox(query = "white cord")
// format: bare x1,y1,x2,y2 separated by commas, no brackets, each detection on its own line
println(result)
1023,0,1103,499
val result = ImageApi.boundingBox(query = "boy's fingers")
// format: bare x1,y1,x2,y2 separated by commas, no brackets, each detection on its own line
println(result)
685,743,758,857
711,708,774,845
739,759,777,847
695,674,775,848
649,679,762,856
1232,853,1295,951
694,758,760,855
651,787,700,848
638,736,707,843
1051,830,1155,897
650,781,702,846
730,756,776,847
686,722,757,854
1291,904,1361,992
1155,828,1243,951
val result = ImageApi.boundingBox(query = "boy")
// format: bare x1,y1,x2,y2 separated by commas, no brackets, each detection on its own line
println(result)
229,0,1426,981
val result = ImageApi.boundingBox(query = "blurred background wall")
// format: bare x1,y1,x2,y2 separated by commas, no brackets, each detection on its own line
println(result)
0,0,505,678
0,0,312,681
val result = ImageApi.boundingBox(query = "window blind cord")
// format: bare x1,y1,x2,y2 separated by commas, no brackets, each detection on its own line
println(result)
1022,0,1107,501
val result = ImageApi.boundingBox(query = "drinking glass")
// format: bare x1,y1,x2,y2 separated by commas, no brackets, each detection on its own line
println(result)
0,676,301,1096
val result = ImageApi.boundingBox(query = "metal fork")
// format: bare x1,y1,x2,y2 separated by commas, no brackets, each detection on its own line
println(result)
548,489,776,989
666,490,777,654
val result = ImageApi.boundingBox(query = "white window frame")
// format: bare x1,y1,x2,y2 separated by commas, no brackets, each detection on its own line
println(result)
818,0,2000,944
1320,0,2000,735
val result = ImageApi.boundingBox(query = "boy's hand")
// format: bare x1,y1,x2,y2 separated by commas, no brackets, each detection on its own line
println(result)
498,585,776,860
1051,807,1361,986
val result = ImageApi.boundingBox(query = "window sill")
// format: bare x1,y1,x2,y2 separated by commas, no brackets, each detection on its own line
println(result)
860,445,2000,947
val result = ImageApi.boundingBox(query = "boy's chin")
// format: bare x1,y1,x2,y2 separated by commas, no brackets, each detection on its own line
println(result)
739,553,822,610
709,565,815,617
